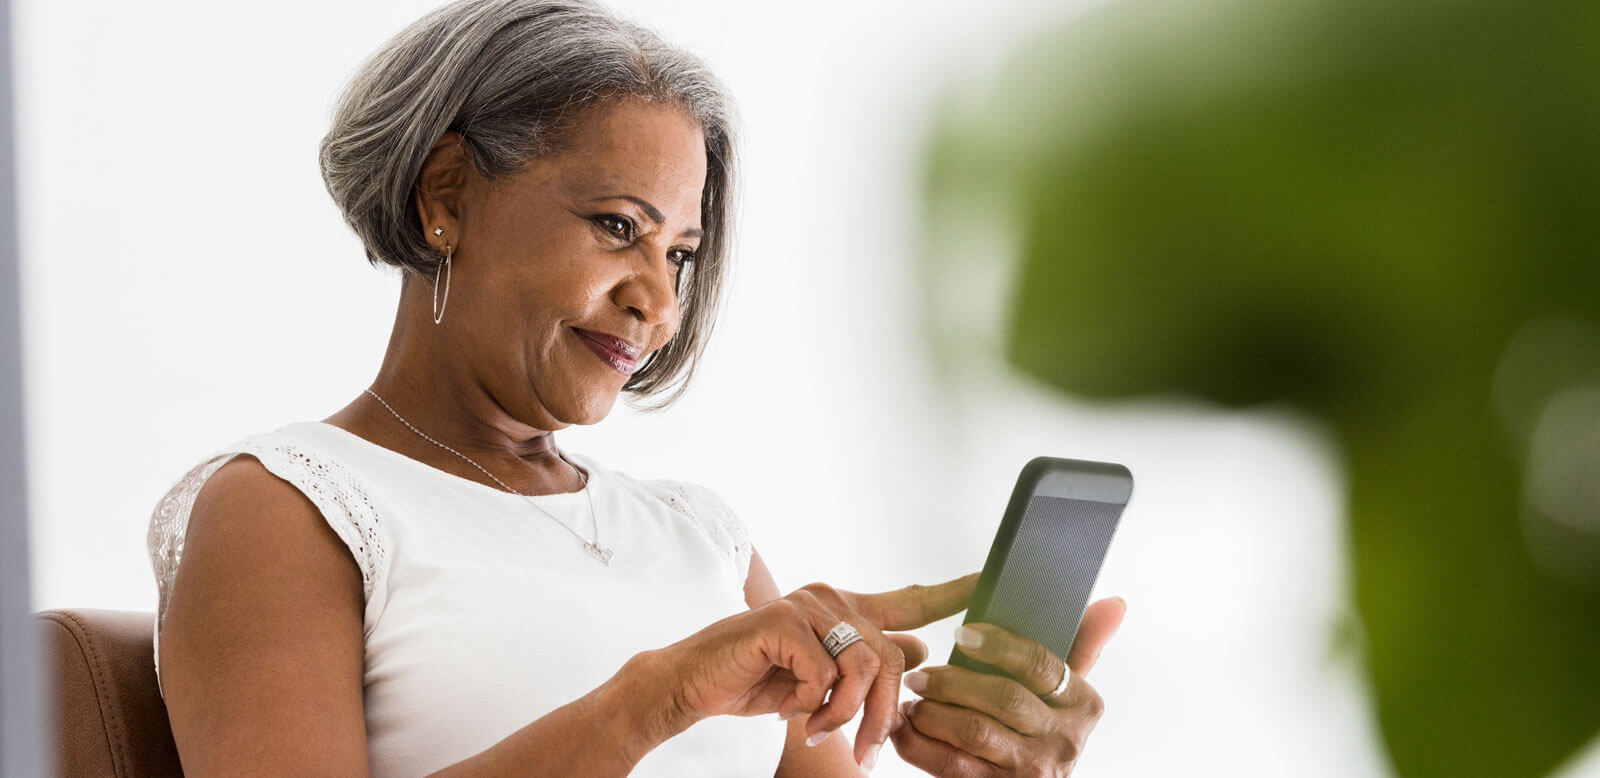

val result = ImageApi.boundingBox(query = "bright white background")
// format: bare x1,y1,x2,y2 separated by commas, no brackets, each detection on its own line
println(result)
12,0,1600,776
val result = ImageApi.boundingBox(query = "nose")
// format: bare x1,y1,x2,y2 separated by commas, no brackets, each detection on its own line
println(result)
612,254,680,328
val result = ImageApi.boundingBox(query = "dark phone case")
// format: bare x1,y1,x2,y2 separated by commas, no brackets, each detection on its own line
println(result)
950,457,1131,678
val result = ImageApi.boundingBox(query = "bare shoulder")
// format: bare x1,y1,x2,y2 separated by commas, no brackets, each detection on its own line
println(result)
158,454,369,774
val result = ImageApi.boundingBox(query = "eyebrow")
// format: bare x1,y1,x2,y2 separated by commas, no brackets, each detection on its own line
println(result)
589,195,704,239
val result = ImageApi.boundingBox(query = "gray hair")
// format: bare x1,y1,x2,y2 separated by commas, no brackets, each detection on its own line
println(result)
319,0,738,411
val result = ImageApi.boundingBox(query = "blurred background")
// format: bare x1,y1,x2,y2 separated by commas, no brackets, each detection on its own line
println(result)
12,0,1600,775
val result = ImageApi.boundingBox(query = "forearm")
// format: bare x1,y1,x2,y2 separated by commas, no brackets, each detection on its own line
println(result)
427,649,699,777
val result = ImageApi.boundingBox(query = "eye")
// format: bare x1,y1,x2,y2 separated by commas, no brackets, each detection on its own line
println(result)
592,214,634,242
668,248,698,268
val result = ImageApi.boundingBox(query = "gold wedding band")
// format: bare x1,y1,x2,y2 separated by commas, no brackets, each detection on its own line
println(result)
1043,659,1071,700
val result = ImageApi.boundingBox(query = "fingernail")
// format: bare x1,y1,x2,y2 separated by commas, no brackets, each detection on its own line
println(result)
902,670,929,694
861,743,881,773
954,625,983,649
899,698,919,719
892,712,908,733
779,710,802,721
806,728,833,747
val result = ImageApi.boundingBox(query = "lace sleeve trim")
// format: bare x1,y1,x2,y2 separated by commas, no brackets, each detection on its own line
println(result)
146,438,389,693
640,479,754,584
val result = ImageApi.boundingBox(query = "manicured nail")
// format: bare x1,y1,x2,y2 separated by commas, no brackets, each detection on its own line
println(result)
779,710,802,721
954,625,983,649
806,728,834,747
900,698,919,719
861,743,881,773
902,670,929,693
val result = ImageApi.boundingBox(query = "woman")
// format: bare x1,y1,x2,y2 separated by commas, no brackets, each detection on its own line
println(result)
145,0,1125,774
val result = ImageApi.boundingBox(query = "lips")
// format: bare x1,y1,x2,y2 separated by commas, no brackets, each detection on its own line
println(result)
572,328,644,375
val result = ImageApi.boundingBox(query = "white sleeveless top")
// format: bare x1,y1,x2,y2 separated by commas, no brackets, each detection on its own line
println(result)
146,421,787,777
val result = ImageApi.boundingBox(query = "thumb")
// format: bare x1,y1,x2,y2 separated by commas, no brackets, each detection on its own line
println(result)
885,633,930,670
1066,596,1127,677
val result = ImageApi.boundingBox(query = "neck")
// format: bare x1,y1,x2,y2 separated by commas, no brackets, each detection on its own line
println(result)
324,280,582,495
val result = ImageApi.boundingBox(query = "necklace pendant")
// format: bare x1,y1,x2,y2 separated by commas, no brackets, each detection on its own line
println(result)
585,542,614,566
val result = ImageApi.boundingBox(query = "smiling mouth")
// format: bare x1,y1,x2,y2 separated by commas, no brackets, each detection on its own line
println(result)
572,328,643,375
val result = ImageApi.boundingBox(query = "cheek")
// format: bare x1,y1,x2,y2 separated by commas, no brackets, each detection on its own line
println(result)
659,296,685,344
498,254,603,320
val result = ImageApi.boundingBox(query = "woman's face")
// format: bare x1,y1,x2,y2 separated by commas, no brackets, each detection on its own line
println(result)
423,98,708,430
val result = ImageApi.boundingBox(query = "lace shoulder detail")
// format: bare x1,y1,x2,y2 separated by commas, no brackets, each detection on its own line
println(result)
635,478,754,584
147,436,390,635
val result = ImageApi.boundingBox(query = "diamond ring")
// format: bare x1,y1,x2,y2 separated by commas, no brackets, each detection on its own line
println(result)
822,621,864,658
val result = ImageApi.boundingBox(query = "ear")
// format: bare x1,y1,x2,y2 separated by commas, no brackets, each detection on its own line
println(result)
413,131,474,249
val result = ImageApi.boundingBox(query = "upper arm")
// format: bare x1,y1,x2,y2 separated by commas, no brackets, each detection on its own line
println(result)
158,455,370,775
745,548,863,778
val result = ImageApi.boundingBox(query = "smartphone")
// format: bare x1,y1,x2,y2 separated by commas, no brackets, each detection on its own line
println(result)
950,457,1132,677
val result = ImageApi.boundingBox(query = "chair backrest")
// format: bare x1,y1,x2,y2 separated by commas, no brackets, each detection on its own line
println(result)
36,609,183,776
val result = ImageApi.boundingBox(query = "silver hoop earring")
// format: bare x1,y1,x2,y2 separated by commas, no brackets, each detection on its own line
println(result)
432,243,452,325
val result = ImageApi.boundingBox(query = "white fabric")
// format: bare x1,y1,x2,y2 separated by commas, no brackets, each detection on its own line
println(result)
146,421,786,777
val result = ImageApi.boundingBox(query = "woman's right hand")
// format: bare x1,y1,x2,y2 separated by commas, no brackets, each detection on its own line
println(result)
654,573,980,763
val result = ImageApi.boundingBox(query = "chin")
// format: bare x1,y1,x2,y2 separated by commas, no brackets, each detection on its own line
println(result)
560,392,622,427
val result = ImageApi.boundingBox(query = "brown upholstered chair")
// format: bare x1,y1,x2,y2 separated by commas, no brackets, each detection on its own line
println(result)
36,609,183,776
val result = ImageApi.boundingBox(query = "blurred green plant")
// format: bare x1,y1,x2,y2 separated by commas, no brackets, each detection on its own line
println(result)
920,1,1600,776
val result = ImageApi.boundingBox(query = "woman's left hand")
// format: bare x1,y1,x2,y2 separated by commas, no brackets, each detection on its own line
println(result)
889,596,1127,777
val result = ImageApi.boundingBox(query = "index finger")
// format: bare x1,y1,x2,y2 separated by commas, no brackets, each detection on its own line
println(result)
846,572,980,631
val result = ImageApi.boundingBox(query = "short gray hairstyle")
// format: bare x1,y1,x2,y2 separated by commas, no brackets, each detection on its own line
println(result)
319,0,738,411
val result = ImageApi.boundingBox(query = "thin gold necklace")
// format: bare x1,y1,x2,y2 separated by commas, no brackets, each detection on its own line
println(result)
363,388,614,565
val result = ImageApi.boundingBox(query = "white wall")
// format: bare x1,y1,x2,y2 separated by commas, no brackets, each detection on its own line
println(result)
21,1,1589,776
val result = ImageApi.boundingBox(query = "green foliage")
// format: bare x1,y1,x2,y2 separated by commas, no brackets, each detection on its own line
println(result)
922,1,1600,775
